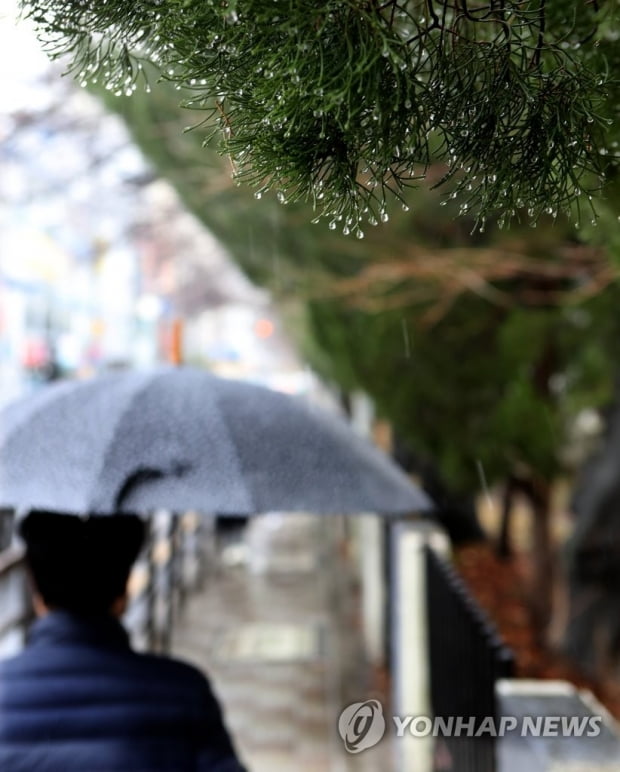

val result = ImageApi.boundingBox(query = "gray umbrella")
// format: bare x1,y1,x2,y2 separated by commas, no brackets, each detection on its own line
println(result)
0,367,431,516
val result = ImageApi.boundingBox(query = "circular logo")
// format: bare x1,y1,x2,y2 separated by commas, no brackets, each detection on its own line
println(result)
338,700,386,753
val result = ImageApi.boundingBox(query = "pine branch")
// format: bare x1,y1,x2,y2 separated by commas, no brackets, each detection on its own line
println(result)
18,0,617,234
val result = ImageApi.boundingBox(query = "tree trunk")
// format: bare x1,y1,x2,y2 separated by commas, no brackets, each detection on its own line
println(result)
522,476,554,642
561,398,620,675
392,435,485,545
522,332,557,642
496,476,517,558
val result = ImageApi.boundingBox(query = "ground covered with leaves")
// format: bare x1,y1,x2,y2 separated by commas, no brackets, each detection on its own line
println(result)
455,542,620,721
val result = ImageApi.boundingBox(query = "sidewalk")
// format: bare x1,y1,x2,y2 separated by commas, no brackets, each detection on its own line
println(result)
171,513,392,772
497,680,620,772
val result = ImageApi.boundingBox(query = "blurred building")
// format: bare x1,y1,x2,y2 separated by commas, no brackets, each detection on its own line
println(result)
133,181,299,378
0,2,301,409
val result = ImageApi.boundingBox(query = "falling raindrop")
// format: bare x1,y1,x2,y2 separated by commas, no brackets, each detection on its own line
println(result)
401,319,411,359
476,460,494,513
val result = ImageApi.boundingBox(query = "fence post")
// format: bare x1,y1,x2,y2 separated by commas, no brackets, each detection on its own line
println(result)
349,393,389,668
161,512,178,654
0,547,35,657
391,520,451,772
145,517,158,652
356,513,387,668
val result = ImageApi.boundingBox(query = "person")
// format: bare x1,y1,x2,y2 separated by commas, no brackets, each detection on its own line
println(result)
0,510,247,772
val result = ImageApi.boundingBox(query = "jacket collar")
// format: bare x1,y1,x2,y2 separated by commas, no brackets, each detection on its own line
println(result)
27,610,131,650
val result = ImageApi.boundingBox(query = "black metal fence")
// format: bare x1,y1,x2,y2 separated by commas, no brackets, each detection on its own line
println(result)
425,545,515,772
0,511,212,658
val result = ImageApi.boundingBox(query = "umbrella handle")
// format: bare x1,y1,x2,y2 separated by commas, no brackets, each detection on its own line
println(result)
115,463,191,510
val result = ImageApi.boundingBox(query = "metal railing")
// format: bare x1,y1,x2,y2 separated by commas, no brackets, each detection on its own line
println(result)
0,511,213,657
133,510,213,653
0,547,34,658
425,545,515,772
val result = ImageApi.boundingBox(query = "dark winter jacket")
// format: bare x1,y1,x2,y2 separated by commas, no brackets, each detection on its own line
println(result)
0,611,247,772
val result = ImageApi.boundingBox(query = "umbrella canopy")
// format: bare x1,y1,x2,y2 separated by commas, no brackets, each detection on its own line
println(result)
0,367,432,516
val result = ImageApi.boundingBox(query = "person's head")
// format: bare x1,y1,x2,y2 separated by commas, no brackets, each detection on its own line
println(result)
19,510,146,617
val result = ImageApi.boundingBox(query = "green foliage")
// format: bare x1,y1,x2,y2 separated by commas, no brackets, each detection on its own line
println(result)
20,0,619,233
305,287,620,492
96,71,620,496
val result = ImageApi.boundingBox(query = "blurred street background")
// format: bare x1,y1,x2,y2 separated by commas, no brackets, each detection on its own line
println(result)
0,0,302,405
171,513,392,772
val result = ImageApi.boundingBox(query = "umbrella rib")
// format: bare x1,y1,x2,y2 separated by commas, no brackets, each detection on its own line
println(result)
210,385,258,514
